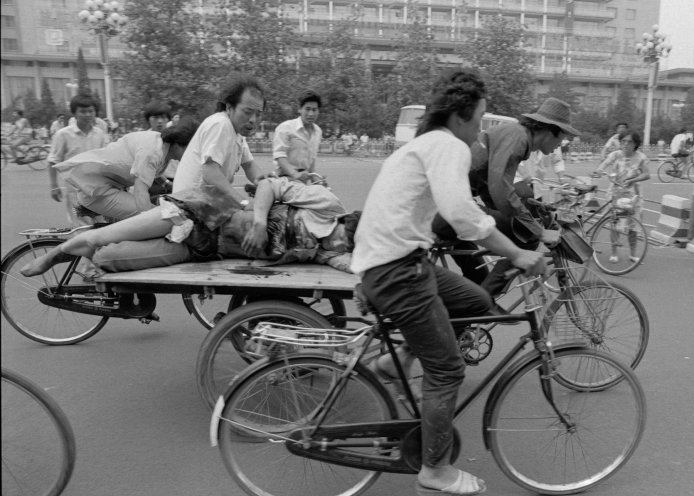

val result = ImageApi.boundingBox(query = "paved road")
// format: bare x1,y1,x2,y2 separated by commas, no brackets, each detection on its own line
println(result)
2,157,693,496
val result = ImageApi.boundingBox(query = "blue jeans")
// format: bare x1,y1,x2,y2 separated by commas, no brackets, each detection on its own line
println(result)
360,249,491,468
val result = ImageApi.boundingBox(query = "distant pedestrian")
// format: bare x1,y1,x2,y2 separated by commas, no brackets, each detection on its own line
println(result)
601,122,629,159
273,90,323,181
49,114,66,138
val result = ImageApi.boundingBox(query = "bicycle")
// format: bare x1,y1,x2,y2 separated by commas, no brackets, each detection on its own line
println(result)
210,271,646,496
1,367,76,496
541,173,648,275
1,136,50,171
430,243,649,374
657,153,694,183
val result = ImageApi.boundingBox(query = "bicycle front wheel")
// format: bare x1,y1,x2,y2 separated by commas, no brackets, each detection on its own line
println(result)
1,368,76,496
487,348,646,495
196,300,333,408
217,356,398,496
543,281,649,371
25,145,49,170
1,239,108,345
657,160,678,182
687,163,694,182
590,214,647,275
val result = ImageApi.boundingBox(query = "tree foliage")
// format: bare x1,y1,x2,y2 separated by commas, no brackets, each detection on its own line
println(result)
463,15,534,117
112,0,217,119
39,79,58,126
608,81,639,130
75,48,92,97
545,72,580,109
680,87,694,131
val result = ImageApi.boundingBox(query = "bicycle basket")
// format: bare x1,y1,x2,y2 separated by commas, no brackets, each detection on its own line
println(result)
556,224,593,264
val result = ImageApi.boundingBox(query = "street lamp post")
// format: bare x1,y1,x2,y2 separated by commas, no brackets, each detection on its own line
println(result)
77,0,128,123
635,25,671,147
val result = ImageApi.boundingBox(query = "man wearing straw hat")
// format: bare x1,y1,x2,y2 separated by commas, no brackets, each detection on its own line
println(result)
433,97,581,303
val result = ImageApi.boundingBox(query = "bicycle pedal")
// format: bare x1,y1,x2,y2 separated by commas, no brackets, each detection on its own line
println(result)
138,312,160,324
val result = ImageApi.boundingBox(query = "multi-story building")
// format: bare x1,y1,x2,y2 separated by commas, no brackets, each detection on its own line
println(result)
2,0,692,119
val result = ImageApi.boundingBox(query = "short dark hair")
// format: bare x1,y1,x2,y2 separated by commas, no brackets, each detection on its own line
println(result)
56,113,65,119
622,131,642,150
519,116,562,137
338,210,362,249
14,109,23,116
616,122,629,128
299,90,322,108
416,70,487,137
215,73,265,112
159,117,200,146
69,94,99,115
143,101,172,121
679,127,688,133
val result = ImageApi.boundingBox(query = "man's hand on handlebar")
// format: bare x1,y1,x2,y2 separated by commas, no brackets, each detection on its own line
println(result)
540,228,561,247
509,249,546,278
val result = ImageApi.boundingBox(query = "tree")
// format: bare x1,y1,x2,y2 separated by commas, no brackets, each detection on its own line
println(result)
112,0,217,119
545,72,580,109
680,87,694,131
75,48,92,97
39,79,58,126
608,80,639,132
209,0,299,125
462,15,535,117
21,89,43,128
572,109,611,144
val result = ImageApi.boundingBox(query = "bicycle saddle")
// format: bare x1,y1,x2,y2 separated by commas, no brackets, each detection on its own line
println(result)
574,184,598,194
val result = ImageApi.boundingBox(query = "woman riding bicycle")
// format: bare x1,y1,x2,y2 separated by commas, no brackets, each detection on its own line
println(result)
351,70,545,496
593,131,650,264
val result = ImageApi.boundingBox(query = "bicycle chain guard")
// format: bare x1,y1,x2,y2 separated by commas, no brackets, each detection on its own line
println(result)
37,287,157,319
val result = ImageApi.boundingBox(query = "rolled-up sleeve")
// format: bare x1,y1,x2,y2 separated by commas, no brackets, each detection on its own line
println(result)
426,141,496,241
272,122,291,160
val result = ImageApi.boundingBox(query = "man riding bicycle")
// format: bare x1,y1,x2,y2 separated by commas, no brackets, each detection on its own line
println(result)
670,127,692,170
8,109,33,162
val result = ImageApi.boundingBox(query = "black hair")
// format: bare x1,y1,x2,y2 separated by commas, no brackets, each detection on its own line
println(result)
159,117,200,147
338,210,362,248
299,90,322,108
69,94,99,115
616,122,629,128
143,101,172,121
622,131,642,151
519,116,563,137
415,70,487,137
56,113,65,119
215,73,266,112
679,127,688,133
14,109,23,116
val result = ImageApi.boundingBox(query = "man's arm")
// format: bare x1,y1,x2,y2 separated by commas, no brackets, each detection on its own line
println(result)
475,229,546,277
240,179,276,257
47,133,65,202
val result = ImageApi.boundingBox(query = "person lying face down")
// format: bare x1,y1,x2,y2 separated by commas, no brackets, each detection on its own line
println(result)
20,176,361,278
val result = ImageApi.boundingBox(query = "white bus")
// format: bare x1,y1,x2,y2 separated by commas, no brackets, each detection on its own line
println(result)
394,105,517,147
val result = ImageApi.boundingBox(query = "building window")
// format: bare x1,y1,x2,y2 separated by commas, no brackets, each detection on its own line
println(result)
2,0,15,5
607,8,617,19
6,76,35,102
625,28,635,39
2,38,18,51
1,15,15,27
626,9,636,20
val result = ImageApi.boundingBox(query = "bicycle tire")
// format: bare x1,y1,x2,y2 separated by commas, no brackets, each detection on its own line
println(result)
25,145,49,171
216,355,398,496
196,300,333,408
182,291,345,330
687,163,694,182
1,239,108,345
1,149,8,170
543,281,649,371
486,348,646,495
590,214,647,275
1,368,76,496
657,160,678,183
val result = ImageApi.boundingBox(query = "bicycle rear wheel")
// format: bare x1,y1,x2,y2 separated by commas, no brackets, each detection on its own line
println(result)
487,348,646,495
25,145,49,171
657,160,678,182
590,214,647,275
1,239,108,345
196,300,333,408
1,368,76,496
216,356,398,496
543,281,649,371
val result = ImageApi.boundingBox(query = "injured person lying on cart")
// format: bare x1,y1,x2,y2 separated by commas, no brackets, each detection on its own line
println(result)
20,176,361,278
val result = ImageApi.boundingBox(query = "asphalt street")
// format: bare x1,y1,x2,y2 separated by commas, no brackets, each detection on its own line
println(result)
2,156,693,496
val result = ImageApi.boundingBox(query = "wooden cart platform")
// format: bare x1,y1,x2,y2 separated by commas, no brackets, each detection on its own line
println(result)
94,259,360,299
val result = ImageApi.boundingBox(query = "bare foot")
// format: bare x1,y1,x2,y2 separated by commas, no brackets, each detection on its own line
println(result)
20,254,56,277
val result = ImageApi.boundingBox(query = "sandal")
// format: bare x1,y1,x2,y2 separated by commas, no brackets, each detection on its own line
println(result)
368,359,422,403
415,470,486,496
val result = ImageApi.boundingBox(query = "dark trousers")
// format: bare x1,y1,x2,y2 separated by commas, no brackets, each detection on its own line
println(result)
361,249,491,467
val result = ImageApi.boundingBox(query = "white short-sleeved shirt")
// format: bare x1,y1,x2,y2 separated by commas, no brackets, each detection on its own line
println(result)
48,124,110,164
272,116,322,174
350,128,496,275
54,131,167,196
173,112,253,192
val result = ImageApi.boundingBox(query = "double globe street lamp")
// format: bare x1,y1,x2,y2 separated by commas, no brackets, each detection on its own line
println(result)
635,25,672,147
77,0,128,123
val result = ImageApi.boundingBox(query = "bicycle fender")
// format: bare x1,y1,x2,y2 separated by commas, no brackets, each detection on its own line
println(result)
481,343,589,450
0,238,63,267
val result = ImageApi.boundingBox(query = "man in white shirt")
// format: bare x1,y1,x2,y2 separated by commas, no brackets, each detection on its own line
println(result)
49,94,110,224
351,70,545,496
670,128,690,158
272,90,323,181
601,122,628,159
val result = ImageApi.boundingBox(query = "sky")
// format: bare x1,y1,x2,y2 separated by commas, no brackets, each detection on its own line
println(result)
658,0,694,70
